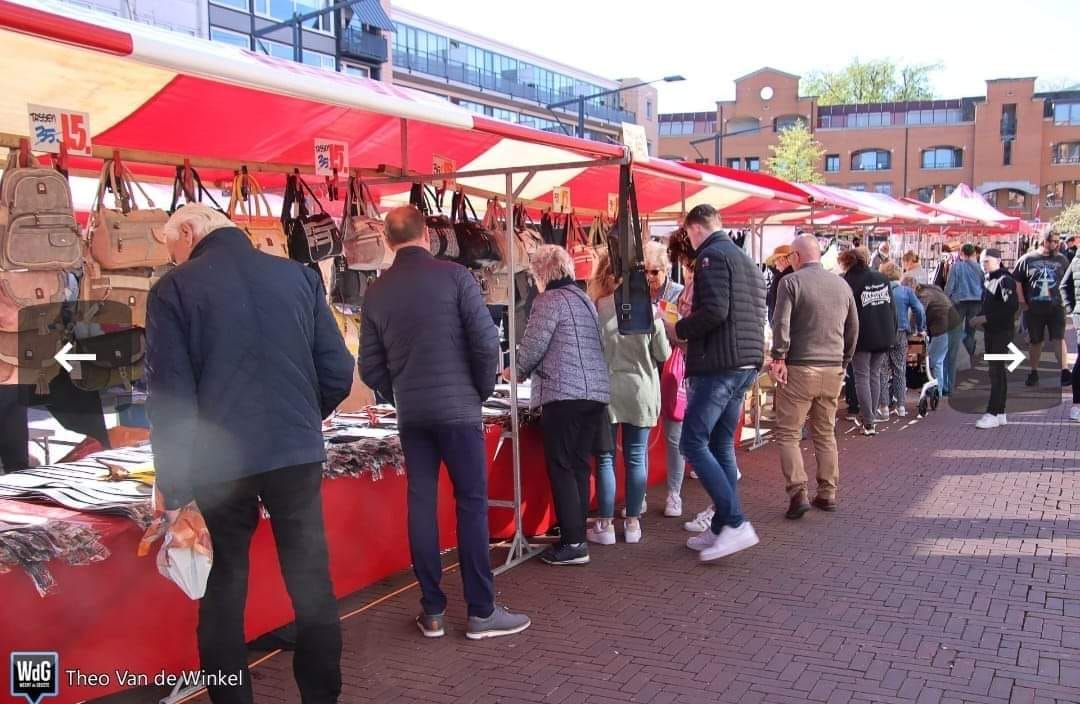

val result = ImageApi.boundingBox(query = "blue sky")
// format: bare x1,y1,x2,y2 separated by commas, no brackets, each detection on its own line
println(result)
392,0,1080,112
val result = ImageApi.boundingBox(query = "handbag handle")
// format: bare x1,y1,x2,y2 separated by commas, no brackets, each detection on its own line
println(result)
566,213,588,248
171,164,223,212
293,172,328,215
113,159,158,212
455,191,481,224
227,169,273,219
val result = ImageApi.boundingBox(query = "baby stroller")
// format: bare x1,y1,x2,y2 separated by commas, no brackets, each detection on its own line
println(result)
906,334,940,418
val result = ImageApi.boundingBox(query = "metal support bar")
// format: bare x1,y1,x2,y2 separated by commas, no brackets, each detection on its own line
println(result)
512,171,536,199
362,156,626,187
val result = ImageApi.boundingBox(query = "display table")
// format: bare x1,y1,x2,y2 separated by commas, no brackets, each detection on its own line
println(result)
1,423,668,703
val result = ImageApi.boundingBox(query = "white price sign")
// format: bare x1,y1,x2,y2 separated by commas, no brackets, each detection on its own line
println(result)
621,122,648,162
432,155,456,189
27,104,91,156
552,187,572,214
607,193,619,219
314,138,348,176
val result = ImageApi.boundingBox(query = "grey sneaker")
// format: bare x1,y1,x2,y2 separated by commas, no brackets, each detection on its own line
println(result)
466,605,532,640
416,611,445,638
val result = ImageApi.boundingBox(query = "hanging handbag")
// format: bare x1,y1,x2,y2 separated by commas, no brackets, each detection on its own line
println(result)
329,256,375,308
613,164,653,335
341,175,391,270
0,148,82,271
483,200,534,273
79,271,155,329
567,214,597,282
474,264,512,306
660,346,688,421
71,328,145,392
89,159,171,271
452,191,500,268
540,210,566,248
0,270,70,333
0,328,63,393
227,169,289,258
513,205,544,267
169,164,224,215
411,184,460,260
282,172,343,264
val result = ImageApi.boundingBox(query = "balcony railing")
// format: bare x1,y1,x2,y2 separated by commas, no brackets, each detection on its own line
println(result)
392,49,636,125
1051,154,1080,165
339,28,387,63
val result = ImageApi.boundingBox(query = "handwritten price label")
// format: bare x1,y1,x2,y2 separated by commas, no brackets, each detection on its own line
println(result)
432,155,456,189
314,138,349,176
27,104,91,156
621,122,648,162
552,187,572,214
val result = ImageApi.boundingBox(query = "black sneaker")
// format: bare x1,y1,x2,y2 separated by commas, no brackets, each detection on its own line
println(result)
540,542,590,566
1063,369,1072,386
1026,370,1039,386
416,612,445,638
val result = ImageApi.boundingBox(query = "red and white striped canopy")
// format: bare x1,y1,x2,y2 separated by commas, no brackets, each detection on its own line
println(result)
0,0,801,216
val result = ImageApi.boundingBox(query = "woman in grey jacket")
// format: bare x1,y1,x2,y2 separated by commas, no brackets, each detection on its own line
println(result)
587,252,671,546
514,245,611,566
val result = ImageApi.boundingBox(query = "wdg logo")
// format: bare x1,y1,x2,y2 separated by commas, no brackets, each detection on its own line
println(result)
10,653,59,704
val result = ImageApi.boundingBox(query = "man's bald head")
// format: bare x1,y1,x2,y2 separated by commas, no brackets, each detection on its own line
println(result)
790,234,821,270
385,205,427,248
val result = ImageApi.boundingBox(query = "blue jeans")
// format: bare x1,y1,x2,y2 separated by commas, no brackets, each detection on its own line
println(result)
596,423,651,518
679,369,757,534
928,333,948,389
942,326,963,395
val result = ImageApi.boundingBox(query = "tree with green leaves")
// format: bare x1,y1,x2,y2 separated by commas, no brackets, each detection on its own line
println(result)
803,59,941,105
1054,203,1080,234
766,122,826,184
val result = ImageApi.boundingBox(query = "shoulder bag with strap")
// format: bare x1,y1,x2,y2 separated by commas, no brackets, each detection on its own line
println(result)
89,159,170,270
282,172,343,263
227,168,288,258
411,184,459,261
79,271,159,329
513,204,544,268
0,147,82,271
72,328,145,392
568,214,597,282
341,175,392,271
540,210,567,248
613,163,653,335
452,191,500,268
0,270,70,333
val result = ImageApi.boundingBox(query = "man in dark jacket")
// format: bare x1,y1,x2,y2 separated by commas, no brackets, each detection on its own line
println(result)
975,248,1019,429
765,244,793,324
361,205,530,640
840,247,894,435
675,204,766,562
147,204,354,704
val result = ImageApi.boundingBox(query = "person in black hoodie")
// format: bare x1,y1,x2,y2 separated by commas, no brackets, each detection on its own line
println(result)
839,247,895,435
765,244,794,324
975,248,1019,430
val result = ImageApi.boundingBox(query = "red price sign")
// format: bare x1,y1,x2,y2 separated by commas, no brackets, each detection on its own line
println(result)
27,104,92,156
314,138,349,176
432,155,456,189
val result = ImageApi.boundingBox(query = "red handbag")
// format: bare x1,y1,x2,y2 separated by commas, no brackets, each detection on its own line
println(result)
660,346,688,421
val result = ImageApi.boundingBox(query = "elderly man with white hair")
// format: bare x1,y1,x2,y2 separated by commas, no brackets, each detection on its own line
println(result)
147,203,354,704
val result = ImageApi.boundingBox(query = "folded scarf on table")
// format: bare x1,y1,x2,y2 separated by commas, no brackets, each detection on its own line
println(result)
0,517,110,597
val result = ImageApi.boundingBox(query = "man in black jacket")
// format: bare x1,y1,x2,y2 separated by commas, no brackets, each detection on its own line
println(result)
147,204,354,704
362,205,530,640
976,248,1019,429
675,204,766,562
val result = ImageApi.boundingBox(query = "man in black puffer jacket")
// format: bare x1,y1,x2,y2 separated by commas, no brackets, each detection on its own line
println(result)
839,247,895,435
361,206,530,641
675,204,766,563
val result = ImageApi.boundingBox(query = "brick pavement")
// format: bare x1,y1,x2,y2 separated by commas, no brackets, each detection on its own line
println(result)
191,396,1080,704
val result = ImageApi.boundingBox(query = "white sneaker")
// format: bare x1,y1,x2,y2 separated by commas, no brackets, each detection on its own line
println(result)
876,407,890,422
586,519,615,545
683,507,715,533
1071,406,1080,422
686,530,718,551
623,518,642,544
975,413,1001,429
664,494,683,517
895,406,907,418
699,522,760,562
689,469,698,480
997,414,1007,426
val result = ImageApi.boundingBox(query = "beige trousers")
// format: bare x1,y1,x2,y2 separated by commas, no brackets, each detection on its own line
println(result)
774,365,844,500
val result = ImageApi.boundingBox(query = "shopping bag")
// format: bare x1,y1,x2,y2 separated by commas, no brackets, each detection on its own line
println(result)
660,346,687,421
139,487,212,600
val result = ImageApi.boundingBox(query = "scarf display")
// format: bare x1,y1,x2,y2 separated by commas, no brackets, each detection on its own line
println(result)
0,512,110,597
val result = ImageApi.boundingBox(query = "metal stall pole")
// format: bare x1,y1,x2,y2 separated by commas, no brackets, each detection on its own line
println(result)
746,217,768,451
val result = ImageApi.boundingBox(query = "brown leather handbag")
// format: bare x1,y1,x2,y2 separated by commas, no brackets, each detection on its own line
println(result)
89,159,171,270
341,176,392,271
228,169,289,259
0,328,63,393
79,271,156,329
0,149,82,271
71,328,145,392
0,270,70,333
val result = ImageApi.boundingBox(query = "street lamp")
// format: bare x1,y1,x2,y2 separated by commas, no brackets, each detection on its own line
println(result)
546,75,686,140
690,124,767,166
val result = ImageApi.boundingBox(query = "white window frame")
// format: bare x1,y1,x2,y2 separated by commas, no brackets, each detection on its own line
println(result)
253,0,334,35
210,0,249,10
210,26,251,48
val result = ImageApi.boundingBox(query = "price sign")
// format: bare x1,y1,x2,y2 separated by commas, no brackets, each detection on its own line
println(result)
432,155,456,189
552,186,572,214
27,104,91,156
621,122,648,162
314,138,349,176
607,193,619,219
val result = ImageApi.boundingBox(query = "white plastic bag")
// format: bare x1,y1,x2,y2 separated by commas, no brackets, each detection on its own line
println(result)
157,529,212,599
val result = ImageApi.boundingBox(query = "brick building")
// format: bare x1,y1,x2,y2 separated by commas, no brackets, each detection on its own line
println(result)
659,68,1080,221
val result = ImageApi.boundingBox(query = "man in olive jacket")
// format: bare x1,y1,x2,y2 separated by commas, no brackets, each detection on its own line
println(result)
361,206,530,641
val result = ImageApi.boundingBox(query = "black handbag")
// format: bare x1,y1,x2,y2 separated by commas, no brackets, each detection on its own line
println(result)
330,256,372,308
452,191,501,268
410,183,460,260
612,164,653,335
540,211,567,248
282,172,343,263
71,328,145,392
169,164,224,215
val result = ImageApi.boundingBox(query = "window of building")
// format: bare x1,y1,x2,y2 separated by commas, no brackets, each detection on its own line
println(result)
773,115,806,132
455,100,490,116
1006,190,1026,211
1054,102,1080,126
849,183,866,192
1046,183,1065,208
1052,142,1080,165
915,186,934,203
726,157,741,169
819,114,839,128
254,38,294,60
904,108,966,127
726,117,761,137
745,157,760,172
1003,140,1012,166
695,157,709,164
210,26,250,48
1001,103,1017,140
825,154,840,173
944,184,956,198
211,0,248,9
984,191,998,208
341,63,370,78
874,183,893,195
254,0,333,33
646,100,653,120
851,149,891,171
492,107,516,123
921,147,963,169
302,49,336,71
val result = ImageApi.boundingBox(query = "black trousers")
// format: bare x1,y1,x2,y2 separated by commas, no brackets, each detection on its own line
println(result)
193,464,341,704
986,329,1011,415
540,400,605,545
844,364,859,411
399,422,494,619
0,386,28,472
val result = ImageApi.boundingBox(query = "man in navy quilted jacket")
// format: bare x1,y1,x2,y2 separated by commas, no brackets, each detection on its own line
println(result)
362,205,530,641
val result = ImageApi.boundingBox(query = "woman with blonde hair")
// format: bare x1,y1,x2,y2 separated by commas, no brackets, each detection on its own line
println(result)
586,250,671,545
